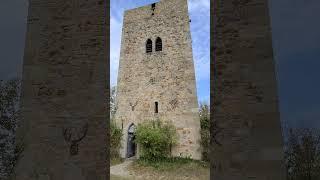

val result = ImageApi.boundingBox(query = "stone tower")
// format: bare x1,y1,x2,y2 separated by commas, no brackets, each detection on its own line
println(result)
212,0,286,179
13,1,108,179
115,0,201,160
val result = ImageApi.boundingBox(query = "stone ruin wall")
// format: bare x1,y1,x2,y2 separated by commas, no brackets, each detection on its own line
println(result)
13,0,108,179
212,0,286,179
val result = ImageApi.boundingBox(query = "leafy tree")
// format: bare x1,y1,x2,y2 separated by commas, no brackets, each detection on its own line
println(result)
110,86,117,119
199,103,210,162
0,78,21,179
285,128,320,180
109,86,122,159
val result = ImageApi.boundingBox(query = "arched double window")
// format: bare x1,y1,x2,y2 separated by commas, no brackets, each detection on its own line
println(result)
146,39,152,53
155,37,162,51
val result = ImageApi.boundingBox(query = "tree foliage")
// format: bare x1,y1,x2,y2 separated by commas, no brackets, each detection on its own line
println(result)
285,128,320,180
110,86,117,119
199,103,210,162
0,78,21,179
110,121,123,158
0,79,20,132
135,120,177,161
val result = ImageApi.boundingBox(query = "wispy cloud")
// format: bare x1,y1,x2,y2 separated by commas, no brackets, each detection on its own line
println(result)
188,0,210,103
188,0,210,13
110,16,122,86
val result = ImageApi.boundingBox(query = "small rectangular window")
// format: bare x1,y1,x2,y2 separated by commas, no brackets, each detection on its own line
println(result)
155,102,158,113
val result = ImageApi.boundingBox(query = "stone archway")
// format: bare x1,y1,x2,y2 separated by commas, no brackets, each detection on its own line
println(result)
126,123,136,158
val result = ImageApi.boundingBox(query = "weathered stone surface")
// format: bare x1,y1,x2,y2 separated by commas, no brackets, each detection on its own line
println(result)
115,0,201,160
13,0,108,179
212,0,286,179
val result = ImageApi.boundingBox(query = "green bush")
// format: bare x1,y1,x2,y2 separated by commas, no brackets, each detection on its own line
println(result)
135,120,177,161
110,121,123,158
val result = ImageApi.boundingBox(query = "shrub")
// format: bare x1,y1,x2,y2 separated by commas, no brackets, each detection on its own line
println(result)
110,121,122,158
135,120,177,161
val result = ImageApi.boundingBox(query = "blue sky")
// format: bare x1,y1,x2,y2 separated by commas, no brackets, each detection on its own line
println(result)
110,0,210,105
268,0,320,129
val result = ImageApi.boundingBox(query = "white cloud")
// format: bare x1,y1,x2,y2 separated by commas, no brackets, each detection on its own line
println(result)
110,16,122,87
188,0,210,13
188,0,210,84
194,55,210,82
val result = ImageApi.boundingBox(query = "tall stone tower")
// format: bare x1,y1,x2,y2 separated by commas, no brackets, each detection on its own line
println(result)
115,0,201,160
212,0,286,179
13,1,108,179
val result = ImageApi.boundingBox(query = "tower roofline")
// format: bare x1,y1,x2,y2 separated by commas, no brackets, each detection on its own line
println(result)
123,0,188,15
123,1,160,14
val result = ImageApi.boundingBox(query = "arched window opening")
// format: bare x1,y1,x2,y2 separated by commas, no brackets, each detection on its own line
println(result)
146,39,152,53
155,37,162,51
128,123,136,133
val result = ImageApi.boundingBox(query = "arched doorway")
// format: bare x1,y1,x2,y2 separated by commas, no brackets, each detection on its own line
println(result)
127,123,136,158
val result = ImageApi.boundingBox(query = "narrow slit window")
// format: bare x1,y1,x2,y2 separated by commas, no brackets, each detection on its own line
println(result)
155,102,158,113
155,37,162,51
146,39,152,53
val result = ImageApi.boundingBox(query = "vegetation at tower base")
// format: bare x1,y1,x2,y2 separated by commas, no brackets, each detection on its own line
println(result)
0,78,22,180
110,121,123,159
199,103,210,162
110,86,123,165
135,120,177,161
110,120,123,166
285,128,320,180
110,86,117,120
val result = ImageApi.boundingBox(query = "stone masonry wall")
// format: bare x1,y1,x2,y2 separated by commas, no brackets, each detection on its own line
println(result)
13,0,108,180
212,0,286,179
115,0,202,160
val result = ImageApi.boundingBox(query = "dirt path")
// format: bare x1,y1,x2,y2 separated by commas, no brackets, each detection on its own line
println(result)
110,159,134,179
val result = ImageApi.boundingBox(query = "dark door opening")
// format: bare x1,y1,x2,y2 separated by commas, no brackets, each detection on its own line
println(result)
127,124,136,158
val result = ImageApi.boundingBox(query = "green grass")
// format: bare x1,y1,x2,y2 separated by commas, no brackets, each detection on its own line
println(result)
110,175,130,180
127,157,209,180
135,157,208,171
